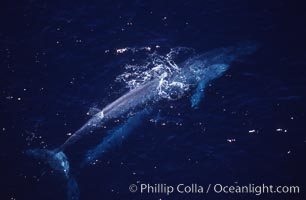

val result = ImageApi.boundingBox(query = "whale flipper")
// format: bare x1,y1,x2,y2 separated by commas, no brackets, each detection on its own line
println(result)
190,64,229,109
190,80,206,109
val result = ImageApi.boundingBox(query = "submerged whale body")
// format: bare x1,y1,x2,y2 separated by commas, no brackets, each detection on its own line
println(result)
26,42,258,199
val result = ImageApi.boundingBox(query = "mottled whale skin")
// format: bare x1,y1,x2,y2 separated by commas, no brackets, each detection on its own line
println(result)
58,79,160,151
26,42,257,200
29,42,258,169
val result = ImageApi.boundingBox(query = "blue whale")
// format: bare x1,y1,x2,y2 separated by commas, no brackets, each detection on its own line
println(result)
26,42,258,199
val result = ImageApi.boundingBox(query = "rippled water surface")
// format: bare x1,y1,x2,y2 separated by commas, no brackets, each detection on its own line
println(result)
1,1,306,200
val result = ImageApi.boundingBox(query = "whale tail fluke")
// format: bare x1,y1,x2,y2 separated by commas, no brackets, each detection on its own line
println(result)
26,148,79,200
26,149,70,177
67,176,79,200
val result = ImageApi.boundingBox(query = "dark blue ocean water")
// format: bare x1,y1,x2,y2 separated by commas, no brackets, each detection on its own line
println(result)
1,0,306,200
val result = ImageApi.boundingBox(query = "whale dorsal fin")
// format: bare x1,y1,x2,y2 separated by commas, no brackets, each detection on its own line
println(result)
86,107,101,116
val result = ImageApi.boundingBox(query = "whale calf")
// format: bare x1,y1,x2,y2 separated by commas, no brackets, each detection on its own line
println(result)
26,42,258,200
